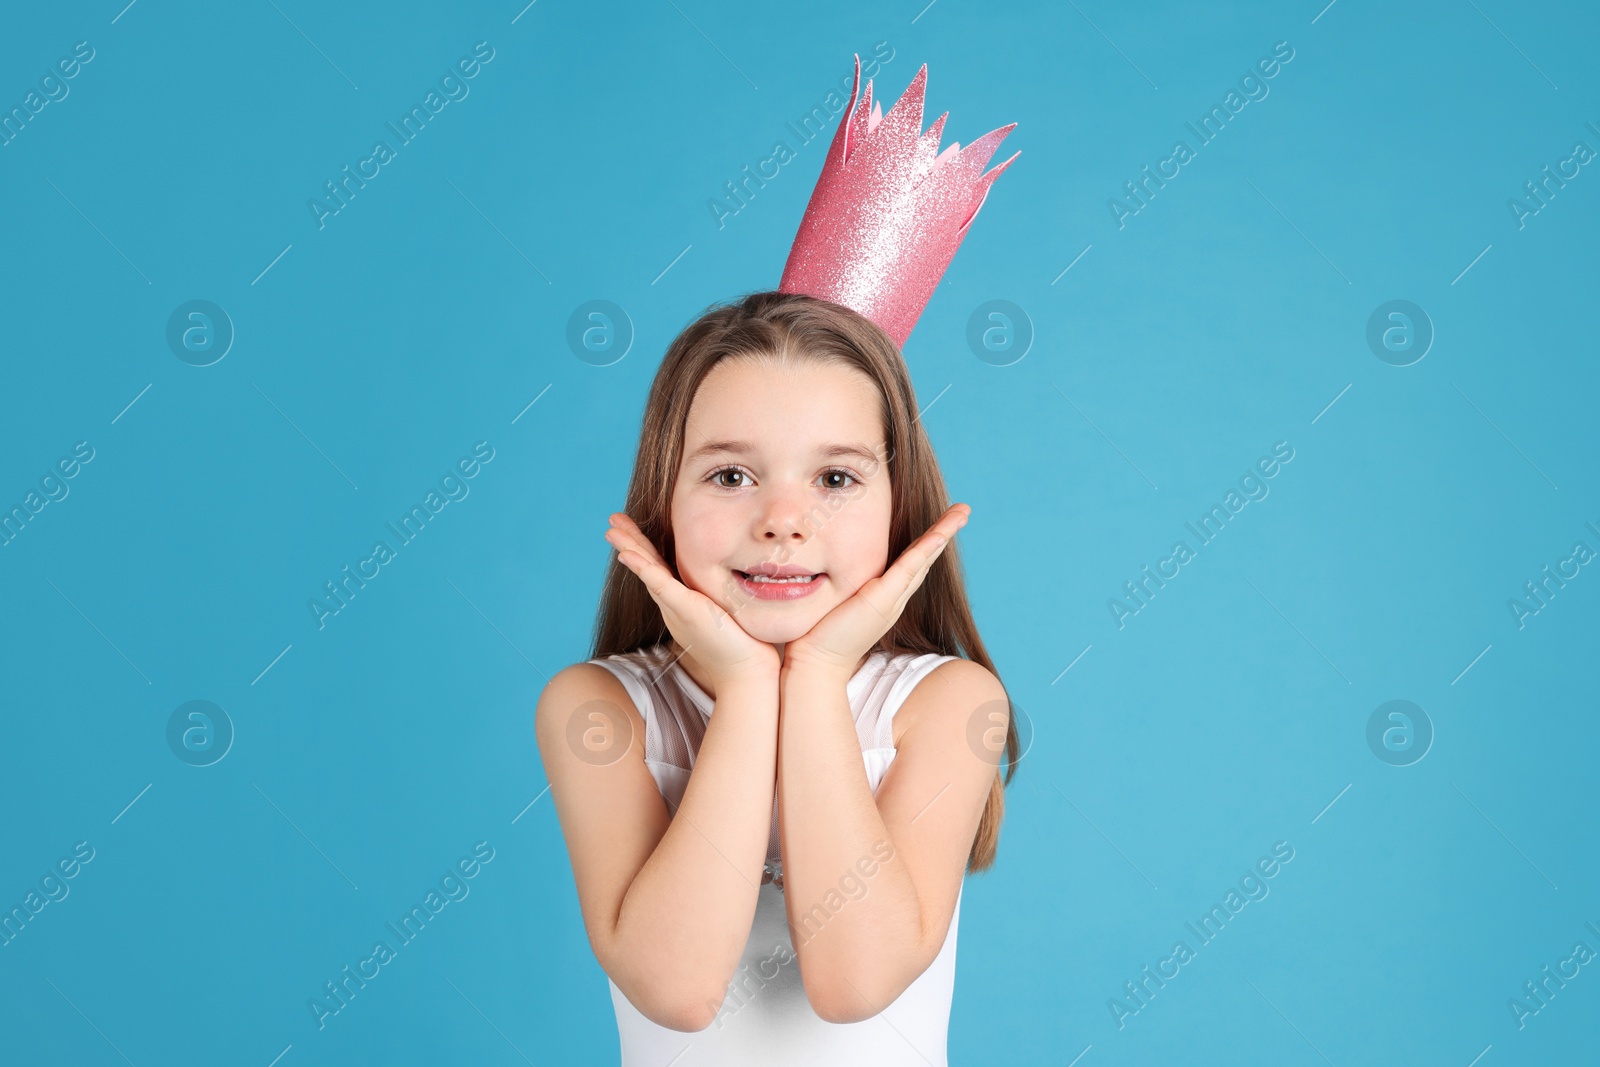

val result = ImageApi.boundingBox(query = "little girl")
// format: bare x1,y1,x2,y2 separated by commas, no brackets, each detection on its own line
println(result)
536,57,1020,1066
536,289,1019,1064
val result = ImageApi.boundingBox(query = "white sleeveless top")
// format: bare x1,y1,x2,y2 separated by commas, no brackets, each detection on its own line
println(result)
586,643,965,1066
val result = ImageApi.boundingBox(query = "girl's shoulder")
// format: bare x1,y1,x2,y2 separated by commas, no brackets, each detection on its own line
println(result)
876,648,994,689
576,643,673,674
553,644,672,689
888,655,1005,748
535,653,659,751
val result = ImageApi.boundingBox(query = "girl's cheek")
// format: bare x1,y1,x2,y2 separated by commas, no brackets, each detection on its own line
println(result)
687,561,719,597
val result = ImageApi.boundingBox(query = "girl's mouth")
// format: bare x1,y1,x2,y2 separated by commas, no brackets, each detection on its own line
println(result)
733,570,825,601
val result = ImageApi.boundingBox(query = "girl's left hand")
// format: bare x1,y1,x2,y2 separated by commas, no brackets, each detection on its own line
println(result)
783,503,971,675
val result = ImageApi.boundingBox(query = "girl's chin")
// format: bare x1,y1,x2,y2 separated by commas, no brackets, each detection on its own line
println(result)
711,604,825,645
746,627,814,645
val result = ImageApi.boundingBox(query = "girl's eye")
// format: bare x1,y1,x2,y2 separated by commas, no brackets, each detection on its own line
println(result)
711,467,751,489
819,468,859,492
705,466,861,492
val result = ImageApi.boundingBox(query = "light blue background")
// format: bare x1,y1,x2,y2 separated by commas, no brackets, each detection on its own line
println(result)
2,1,1596,1064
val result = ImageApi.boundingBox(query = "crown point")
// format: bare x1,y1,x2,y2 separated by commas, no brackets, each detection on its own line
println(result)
779,57,1019,348
982,148,1021,184
876,66,929,147
908,64,929,104
955,122,1018,174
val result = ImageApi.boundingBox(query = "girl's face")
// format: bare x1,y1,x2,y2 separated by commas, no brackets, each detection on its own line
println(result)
670,356,893,646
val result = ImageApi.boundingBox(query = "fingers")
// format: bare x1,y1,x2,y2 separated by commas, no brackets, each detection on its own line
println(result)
603,514,683,600
601,512,775,678
893,504,970,583
928,502,971,546
866,504,966,613
603,514,727,641
837,504,967,624
605,513,670,571
617,547,675,599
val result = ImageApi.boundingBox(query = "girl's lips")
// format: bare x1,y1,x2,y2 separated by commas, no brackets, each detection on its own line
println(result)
733,569,826,601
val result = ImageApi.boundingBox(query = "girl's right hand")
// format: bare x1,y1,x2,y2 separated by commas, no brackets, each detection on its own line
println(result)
604,513,780,689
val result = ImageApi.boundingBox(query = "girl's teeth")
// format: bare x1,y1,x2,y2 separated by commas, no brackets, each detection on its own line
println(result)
743,573,817,584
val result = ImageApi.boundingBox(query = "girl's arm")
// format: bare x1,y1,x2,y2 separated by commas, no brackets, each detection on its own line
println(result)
536,659,779,1032
777,655,1005,1023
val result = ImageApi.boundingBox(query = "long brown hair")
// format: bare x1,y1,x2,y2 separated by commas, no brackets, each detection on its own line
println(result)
589,290,1018,873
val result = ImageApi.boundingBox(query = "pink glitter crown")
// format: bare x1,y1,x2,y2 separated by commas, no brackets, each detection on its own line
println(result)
778,55,1019,349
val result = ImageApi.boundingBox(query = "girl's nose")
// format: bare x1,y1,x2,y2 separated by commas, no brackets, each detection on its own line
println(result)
757,485,817,541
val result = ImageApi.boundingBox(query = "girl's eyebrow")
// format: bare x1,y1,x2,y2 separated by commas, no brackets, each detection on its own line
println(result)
685,439,883,464
823,443,885,464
